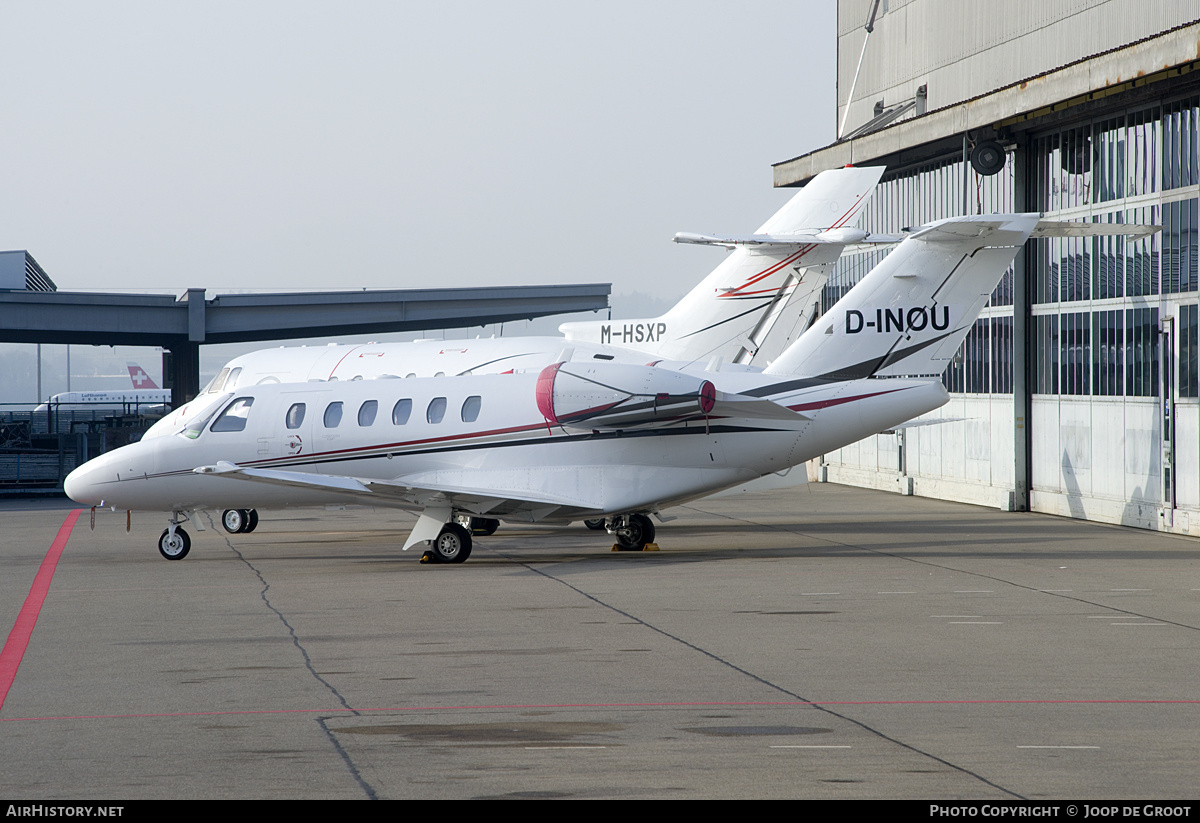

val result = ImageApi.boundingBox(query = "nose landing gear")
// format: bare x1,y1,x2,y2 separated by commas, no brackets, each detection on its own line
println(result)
159,513,192,560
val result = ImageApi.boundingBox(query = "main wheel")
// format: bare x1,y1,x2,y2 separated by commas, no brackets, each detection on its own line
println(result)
222,509,246,534
158,527,191,560
583,518,606,531
615,514,655,551
469,517,499,536
431,523,473,563
243,509,259,533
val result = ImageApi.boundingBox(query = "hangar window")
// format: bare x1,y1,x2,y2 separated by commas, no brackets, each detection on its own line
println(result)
324,402,343,428
358,400,378,426
286,403,306,429
392,399,413,425
1182,304,1199,399
210,397,255,433
426,397,447,424
461,395,481,423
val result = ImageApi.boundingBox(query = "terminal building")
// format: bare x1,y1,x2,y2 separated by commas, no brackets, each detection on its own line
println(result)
778,1,1200,534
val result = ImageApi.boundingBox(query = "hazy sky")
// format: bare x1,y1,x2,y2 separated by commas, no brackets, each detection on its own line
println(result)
0,1,837,398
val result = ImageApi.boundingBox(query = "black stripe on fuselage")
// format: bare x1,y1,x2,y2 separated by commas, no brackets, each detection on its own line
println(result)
242,422,783,472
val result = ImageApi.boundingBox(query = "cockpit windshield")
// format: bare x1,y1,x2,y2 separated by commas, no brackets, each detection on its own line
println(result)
180,393,233,440
210,397,254,432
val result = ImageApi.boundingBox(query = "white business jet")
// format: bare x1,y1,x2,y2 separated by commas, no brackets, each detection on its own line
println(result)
146,165,890,441
64,214,1156,562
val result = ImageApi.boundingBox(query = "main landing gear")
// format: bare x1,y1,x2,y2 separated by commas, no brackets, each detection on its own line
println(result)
421,522,473,564
221,508,259,534
610,513,655,551
468,517,499,536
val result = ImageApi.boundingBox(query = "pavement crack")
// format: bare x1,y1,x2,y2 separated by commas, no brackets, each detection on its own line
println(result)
504,551,1024,800
317,716,378,800
208,514,377,800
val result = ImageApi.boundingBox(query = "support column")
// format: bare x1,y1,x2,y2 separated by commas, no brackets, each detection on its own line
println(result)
167,343,201,409
1012,143,1031,512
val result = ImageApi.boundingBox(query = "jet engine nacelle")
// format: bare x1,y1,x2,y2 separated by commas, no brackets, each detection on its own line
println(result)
536,362,716,430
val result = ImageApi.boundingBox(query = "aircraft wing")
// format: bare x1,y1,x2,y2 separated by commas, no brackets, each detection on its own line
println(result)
194,461,602,520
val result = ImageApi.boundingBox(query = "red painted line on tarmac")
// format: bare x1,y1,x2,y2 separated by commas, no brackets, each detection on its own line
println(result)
1,697,1197,723
0,509,82,712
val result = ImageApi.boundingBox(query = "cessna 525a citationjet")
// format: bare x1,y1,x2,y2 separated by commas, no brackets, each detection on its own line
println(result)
65,213,1156,563
144,165,891,443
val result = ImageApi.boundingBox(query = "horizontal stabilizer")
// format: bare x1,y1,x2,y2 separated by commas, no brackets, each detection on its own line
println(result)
673,230,903,248
1030,220,1160,240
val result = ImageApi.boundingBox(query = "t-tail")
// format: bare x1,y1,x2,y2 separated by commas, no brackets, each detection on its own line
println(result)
558,165,890,366
766,214,1159,380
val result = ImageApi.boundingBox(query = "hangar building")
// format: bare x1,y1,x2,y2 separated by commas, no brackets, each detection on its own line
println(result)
777,1,1200,534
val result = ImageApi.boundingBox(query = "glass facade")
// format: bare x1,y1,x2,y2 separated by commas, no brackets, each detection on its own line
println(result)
823,94,1200,401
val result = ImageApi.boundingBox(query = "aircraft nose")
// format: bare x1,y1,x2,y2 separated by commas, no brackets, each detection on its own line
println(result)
64,457,110,506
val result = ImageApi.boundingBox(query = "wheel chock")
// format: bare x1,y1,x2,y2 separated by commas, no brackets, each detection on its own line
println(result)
610,543,661,552
420,550,437,563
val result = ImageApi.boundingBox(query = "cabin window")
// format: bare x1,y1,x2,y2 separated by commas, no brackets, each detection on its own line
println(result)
426,397,447,424
358,400,378,426
461,395,481,423
210,397,255,433
392,399,412,425
285,403,306,429
323,401,343,428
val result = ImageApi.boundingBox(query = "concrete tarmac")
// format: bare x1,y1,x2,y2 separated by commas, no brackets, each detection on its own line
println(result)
1,484,1197,800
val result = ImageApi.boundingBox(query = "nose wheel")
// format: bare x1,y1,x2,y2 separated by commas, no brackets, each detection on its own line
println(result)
158,527,191,560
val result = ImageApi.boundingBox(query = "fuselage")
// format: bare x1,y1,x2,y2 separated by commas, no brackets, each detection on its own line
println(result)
65,367,948,523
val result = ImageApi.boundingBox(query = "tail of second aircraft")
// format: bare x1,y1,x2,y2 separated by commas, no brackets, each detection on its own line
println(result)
558,165,888,365
766,214,1159,381
127,362,160,389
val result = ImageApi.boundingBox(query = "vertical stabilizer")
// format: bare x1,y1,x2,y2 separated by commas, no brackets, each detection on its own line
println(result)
766,214,1040,379
127,362,160,390
559,165,886,364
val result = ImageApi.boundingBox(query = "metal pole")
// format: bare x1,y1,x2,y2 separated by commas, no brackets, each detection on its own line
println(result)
837,0,882,141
